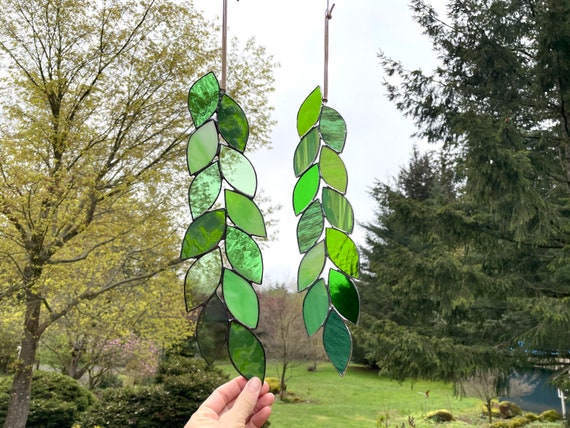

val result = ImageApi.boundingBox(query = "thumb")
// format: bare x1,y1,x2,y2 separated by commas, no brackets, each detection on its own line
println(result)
227,377,262,422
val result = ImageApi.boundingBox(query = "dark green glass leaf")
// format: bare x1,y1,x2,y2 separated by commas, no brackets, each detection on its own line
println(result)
328,269,359,324
302,279,329,337
196,294,228,365
218,94,249,153
322,187,354,233
187,120,219,175
296,200,324,253
188,72,220,128
297,241,325,291
323,309,352,376
222,269,259,329
180,209,226,260
320,106,347,153
184,248,223,311
219,145,257,197
225,190,266,237
226,226,263,284
293,164,320,215
189,163,222,219
228,321,266,381
319,146,348,194
297,86,322,137
325,228,360,278
293,127,320,177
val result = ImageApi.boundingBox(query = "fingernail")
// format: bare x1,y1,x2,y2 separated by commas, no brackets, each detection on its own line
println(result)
246,376,261,391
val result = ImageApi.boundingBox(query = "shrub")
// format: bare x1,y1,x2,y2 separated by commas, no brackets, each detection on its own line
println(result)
539,409,561,422
265,377,281,394
426,409,455,422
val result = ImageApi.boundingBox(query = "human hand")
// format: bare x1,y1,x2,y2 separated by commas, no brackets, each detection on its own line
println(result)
185,376,274,428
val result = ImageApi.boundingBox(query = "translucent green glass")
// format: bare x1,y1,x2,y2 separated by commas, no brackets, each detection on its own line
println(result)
296,200,324,253
226,226,263,284
323,309,352,376
219,145,257,197
188,72,220,128
320,106,346,153
222,269,259,329
322,187,354,233
184,248,223,311
225,190,267,237
181,209,226,260
189,163,222,219
293,164,320,215
297,241,325,291
293,127,320,177
328,269,359,324
218,94,249,153
320,146,348,194
325,228,359,278
228,321,266,381
303,279,329,337
187,120,219,174
196,294,229,365
297,86,322,137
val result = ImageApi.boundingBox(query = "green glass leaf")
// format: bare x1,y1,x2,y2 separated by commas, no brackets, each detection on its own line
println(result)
225,190,266,237
219,145,257,197
228,321,266,381
293,164,320,216
297,86,322,137
296,200,324,253
222,269,259,329
322,187,354,233
184,248,223,311
320,106,347,153
189,163,222,219
323,309,352,376
196,294,229,365
218,94,249,152
302,279,329,337
297,241,325,291
319,146,348,194
187,120,219,175
328,269,359,324
180,209,226,260
188,72,220,128
293,127,320,177
325,228,359,278
226,226,263,284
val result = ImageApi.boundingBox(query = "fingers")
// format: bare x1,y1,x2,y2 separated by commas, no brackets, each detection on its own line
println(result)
225,377,263,422
248,404,273,428
199,376,244,415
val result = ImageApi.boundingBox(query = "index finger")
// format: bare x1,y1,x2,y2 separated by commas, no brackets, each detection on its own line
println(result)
201,376,248,414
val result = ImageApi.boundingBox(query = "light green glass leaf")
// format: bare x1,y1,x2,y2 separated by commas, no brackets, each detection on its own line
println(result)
188,72,220,128
189,163,222,219
328,269,359,324
297,241,325,291
320,106,347,153
187,120,219,175
228,321,266,381
196,294,228,365
225,190,266,237
302,279,329,337
323,309,352,376
322,187,354,233
219,145,257,197
184,248,223,311
325,228,359,278
181,209,226,260
297,200,324,253
218,94,249,153
297,86,322,137
222,269,259,329
319,146,348,194
226,226,263,284
293,164,320,216
293,127,320,177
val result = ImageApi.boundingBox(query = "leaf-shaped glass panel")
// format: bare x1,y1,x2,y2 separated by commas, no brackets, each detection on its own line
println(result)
196,294,228,365
184,248,223,311
225,190,266,237
187,120,219,175
218,94,249,153
297,241,325,291
180,209,226,260
189,163,222,219
297,86,322,137
293,127,320,177
325,228,359,278
322,187,354,233
323,309,352,376
228,321,266,381
222,269,259,329
302,279,329,337
188,72,220,128
226,226,263,284
293,164,320,216
219,145,257,197
320,106,347,153
328,269,359,324
296,200,324,253
319,146,348,194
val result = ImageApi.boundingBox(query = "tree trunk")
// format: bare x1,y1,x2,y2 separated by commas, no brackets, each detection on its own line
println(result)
279,361,288,401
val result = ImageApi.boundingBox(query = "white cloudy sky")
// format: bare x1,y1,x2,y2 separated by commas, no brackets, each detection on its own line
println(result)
195,0,447,282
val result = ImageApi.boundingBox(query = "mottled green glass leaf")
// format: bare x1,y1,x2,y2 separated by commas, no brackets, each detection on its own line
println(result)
188,72,220,128
225,190,266,237
297,241,325,291
187,120,219,175
184,248,223,311
319,146,348,194
322,187,354,233
293,127,320,177
297,86,322,137
222,269,259,329
228,321,266,381
196,294,228,365
293,164,320,216
296,200,324,253
226,226,263,284
181,210,226,260
302,279,329,337
189,163,222,219
323,309,352,376
218,94,249,153
325,228,359,278
328,269,359,324
219,145,257,197
320,106,346,153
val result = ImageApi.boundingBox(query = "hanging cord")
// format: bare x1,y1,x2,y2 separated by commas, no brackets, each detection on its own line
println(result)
221,0,239,92
323,1,335,103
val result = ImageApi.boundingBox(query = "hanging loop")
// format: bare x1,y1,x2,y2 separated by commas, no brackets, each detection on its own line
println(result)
324,2,335,103
221,0,240,92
